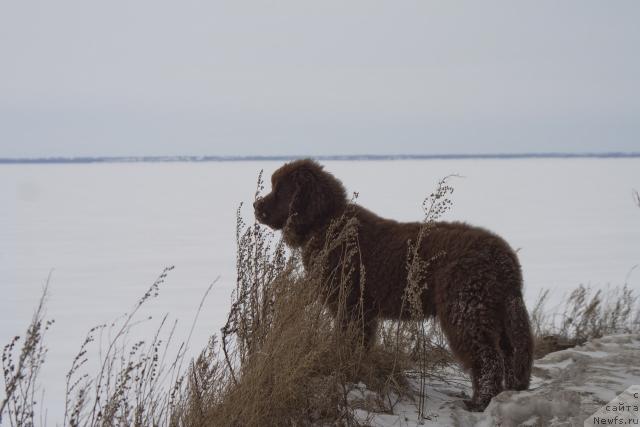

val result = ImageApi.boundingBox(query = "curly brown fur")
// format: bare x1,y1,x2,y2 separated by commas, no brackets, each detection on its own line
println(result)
253,159,534,411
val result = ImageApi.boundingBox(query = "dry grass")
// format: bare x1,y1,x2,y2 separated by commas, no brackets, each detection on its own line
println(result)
174,171,444,426
59,266,216,427
1,275,53,427
531,271,640,358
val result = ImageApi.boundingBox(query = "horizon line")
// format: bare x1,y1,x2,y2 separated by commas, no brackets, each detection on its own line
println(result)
1,151,640,164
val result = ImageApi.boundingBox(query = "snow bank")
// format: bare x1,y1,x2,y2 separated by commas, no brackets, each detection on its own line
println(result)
358,334,640,426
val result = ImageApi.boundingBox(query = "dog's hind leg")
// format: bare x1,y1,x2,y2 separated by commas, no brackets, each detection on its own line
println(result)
437,283,505,411
502,294,533,390
464,330,504,411
500,327,517,390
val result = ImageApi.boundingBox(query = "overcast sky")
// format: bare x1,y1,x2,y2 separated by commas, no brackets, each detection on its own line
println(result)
1,1,639,158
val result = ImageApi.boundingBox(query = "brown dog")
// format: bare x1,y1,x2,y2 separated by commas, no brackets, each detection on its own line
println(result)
253,159,533,411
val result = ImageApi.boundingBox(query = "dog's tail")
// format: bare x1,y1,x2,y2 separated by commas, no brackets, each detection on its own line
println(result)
503,293,534,390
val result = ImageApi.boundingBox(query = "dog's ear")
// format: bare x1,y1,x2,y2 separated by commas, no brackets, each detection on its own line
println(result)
289,168,315,224
283,161,347,246
286,167,330,240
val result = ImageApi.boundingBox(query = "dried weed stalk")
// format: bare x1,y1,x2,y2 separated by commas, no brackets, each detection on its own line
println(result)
400,175,456,419
1,275,53,427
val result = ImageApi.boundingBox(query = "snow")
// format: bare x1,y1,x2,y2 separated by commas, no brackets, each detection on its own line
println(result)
534,357,574,371
357,334,640,426
1,158,639,424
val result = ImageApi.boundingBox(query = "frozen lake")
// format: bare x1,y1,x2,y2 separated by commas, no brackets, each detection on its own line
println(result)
1,158,639,421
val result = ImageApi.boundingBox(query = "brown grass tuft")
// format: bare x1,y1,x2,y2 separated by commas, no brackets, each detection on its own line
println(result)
174,173,424,426
531,271,640,358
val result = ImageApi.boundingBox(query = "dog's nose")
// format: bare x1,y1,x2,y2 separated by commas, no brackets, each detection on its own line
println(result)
253,200,260,209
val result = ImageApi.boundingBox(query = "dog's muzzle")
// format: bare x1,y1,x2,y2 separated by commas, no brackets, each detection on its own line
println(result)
253,199,268,221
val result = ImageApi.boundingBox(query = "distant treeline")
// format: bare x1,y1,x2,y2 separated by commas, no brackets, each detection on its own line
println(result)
1,152,639,164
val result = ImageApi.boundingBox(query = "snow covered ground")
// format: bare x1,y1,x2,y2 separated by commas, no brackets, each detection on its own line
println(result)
355,334,640,427
1,158,639,423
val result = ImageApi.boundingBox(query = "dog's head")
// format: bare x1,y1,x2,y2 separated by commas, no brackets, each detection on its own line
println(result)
253,159,347,244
